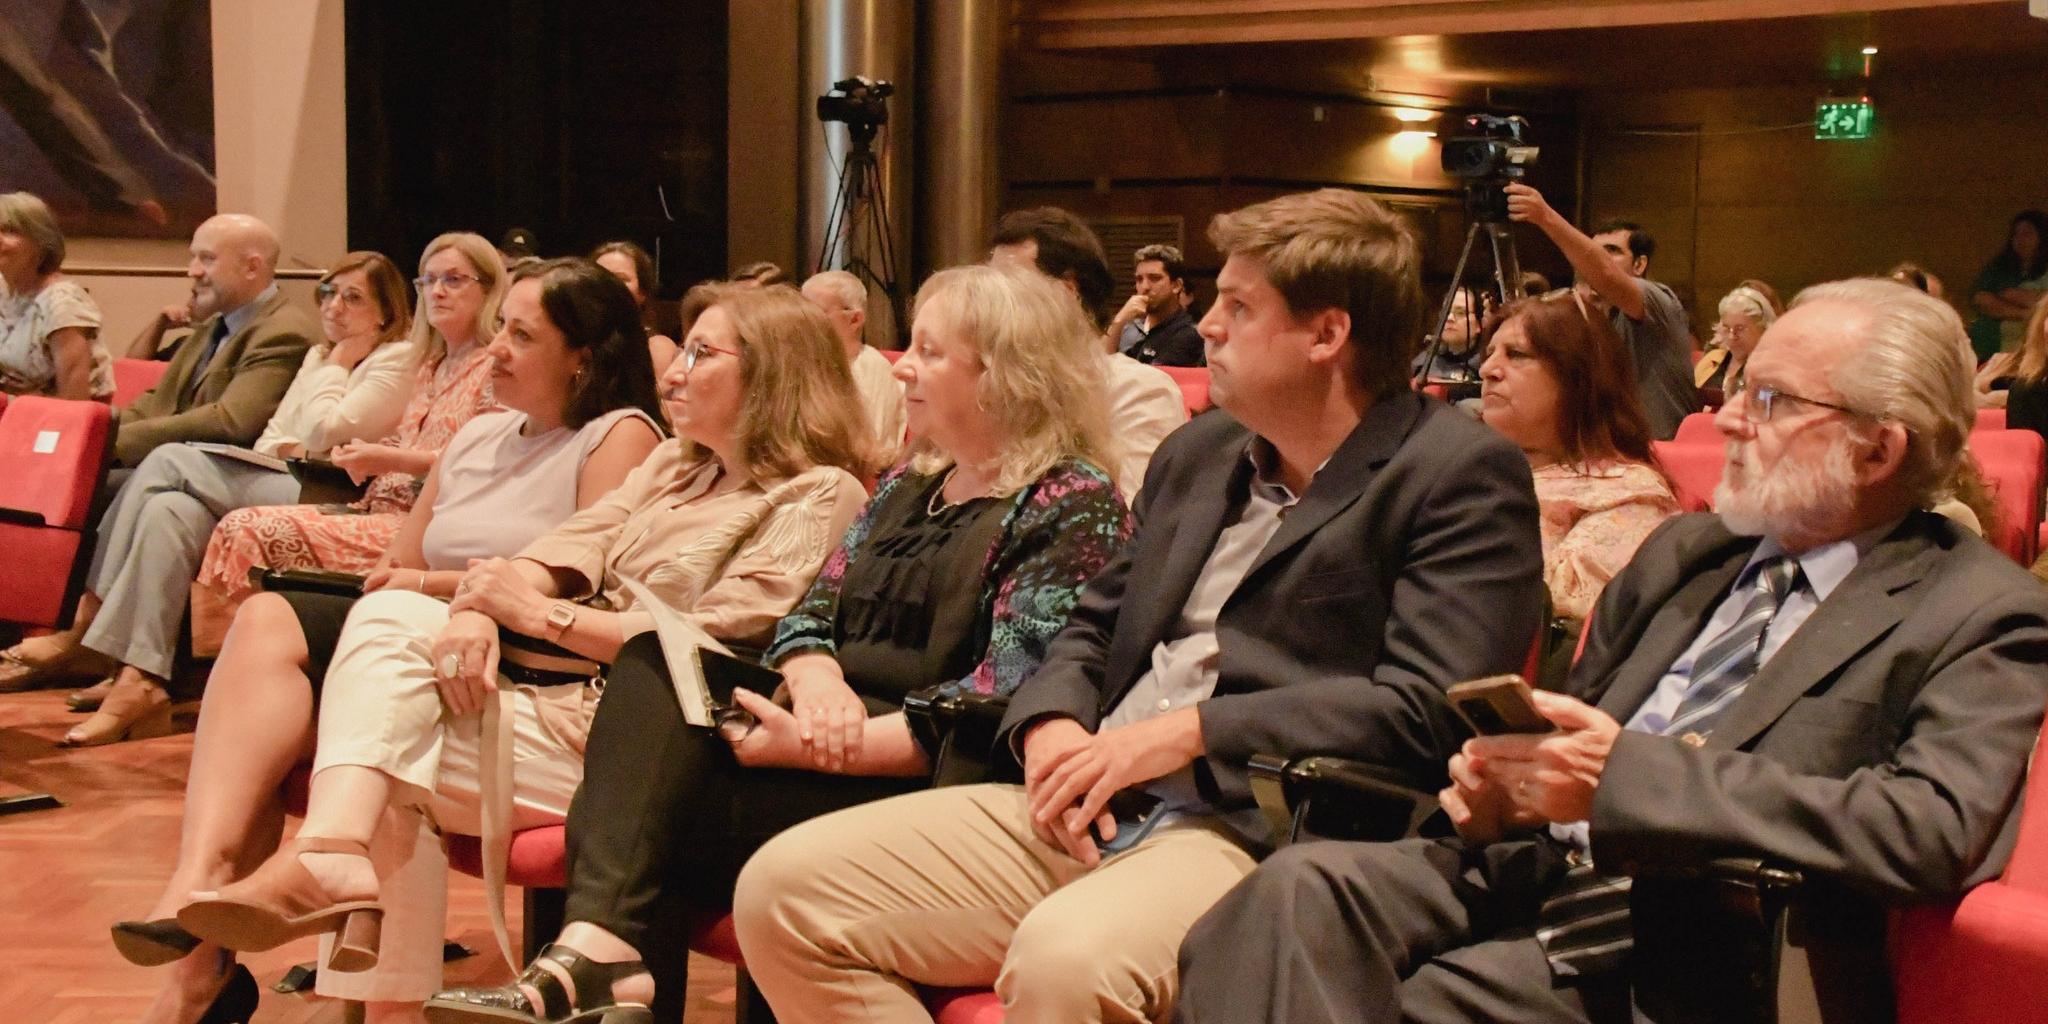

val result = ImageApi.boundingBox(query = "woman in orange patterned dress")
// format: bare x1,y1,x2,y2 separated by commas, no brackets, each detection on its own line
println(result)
187,232,508,651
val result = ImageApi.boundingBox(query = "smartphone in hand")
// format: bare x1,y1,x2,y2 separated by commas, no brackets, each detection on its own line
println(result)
1092,789,1169,855
1446,674,1552,736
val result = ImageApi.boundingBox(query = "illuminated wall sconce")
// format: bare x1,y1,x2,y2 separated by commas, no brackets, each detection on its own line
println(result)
1390,106,1438,123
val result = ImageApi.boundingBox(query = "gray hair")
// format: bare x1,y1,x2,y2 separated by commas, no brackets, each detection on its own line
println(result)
1717,285,1776,330
0,192,66,275
801,269,867,311
1798,277,1973,507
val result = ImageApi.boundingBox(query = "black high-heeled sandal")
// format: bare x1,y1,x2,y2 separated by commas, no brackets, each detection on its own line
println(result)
111,917,201,966
423,943,653,1024
198,963,259,1024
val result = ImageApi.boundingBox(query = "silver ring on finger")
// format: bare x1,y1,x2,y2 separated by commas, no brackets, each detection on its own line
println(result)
439,652,462,680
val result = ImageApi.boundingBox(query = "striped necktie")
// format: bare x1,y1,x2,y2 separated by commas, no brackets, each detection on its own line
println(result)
1535,554,1804,977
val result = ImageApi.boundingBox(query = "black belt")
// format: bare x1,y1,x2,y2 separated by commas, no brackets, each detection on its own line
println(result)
497,659,600,688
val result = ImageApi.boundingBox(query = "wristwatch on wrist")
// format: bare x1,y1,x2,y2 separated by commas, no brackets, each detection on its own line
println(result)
543,601,577,643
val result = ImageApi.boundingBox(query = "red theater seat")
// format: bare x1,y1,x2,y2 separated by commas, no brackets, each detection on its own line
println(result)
1969,430,2045,565
1649,440,1721,514
1158,365,1211,417
1977,407,2008,432
0,397,116,627
1892,716,2048,1024
1671,411,1719,444
881,348,903,364
112,358,170,408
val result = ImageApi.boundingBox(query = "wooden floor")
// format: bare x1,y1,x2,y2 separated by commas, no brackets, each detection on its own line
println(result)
0,688,737,1023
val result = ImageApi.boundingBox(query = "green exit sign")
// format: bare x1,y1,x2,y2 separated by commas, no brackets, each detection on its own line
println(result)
1815,99,1874,140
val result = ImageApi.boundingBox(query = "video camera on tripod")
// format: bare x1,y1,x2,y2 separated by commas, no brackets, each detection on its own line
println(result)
1413,114,1540,393
817,76,894,148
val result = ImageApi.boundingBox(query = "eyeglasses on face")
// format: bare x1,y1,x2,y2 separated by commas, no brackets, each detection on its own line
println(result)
680,337,741,373
1726,373,1866,424
316,283,373,309
414,272,479,292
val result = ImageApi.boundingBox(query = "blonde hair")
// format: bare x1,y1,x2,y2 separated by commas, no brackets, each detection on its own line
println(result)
683,284,871,481
1717,285,1777,332
2012,293,2048,387
409,232,507,368
907,264,1115,495
1799,278,1974,507
0,192,65,275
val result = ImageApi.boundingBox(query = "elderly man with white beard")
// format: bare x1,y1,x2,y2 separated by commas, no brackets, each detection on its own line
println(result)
1173,277,2048,1024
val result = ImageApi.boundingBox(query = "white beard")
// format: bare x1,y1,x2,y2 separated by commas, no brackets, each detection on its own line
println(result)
1714,435,1861,540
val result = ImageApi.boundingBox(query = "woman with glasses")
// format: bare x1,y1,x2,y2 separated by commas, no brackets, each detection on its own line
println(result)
181,232,509,654
1693,285,1777,396
428,265,1131,1024
163,282,870,1024
1479,292,1676,667
9,251,417,741
108,258,667,1024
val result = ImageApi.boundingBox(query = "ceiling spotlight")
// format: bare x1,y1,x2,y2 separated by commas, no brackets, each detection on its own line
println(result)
1390,107,1437,122
1861,45,1879,55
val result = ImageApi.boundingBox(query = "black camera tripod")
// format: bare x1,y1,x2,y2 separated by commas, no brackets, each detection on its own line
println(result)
1411,191,1524,392
817,122,902,334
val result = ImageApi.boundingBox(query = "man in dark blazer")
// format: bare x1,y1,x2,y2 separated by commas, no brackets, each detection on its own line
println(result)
733,189,1546,1023
1175,278,2048,1024
115,212,314,470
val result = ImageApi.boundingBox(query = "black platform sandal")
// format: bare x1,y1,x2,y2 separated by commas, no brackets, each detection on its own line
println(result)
423,943,653,1024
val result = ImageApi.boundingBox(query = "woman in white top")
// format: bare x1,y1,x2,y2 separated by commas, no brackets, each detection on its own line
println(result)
10,254,416,729
107,258,665,1024
0,191,112,400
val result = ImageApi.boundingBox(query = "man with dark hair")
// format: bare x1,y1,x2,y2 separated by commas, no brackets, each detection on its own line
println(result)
734,187,1544,1024
988,206,1186,498
1507,185,1696,439
1109,243,1206,366
1176,279,2048,1024
990,206,1117,328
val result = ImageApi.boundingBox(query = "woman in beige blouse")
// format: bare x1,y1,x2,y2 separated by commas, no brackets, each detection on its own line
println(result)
173,284,872,1021
1478,291,1678,626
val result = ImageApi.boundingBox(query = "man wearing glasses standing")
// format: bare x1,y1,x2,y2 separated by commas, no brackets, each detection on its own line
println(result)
1176,278,2048,1024
115,213,315,474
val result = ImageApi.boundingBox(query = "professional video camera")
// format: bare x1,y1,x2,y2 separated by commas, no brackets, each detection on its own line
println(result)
1440,113,1538,223
816,76,894,147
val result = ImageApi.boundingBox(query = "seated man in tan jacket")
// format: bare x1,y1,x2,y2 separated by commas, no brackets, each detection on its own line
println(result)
115,213,316,474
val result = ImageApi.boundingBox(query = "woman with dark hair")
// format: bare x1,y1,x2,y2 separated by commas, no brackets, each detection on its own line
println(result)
1478,291,1677,623
2,251,417,735
106,258,664,1024
591,240,677,376
1969,210,2048,361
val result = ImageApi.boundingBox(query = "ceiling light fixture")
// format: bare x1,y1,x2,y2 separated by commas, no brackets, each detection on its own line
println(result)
1390,107,1437,122
1861,45,1879,55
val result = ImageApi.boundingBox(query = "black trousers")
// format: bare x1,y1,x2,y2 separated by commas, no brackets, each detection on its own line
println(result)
563,633,921,955
1174,836,1629,1024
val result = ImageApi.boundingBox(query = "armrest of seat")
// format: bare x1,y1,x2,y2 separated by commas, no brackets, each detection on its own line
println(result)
1247,753,1438,845
0,506,48,527
903,686,1012,787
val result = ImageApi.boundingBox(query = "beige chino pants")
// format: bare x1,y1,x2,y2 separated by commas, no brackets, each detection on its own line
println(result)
733,782,1258,1023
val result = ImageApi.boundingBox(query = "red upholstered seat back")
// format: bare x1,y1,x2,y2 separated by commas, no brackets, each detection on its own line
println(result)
112,358,171,408
1999,720,2048,894
1977,408,2008,432
0,397,115,627
1671,412,1719,444
1159,365,1211,416
1649,440,1722,514
1969,431,2045,566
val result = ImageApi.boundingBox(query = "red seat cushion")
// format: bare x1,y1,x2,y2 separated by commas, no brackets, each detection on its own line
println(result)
927,989,1004,1023
445,827,568,888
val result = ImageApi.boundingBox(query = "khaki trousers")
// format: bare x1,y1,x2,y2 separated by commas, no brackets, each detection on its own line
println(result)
733,782,1258,1024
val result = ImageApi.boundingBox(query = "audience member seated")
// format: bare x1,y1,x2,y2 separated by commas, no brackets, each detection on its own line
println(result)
112,213,318,472
1999,295,2048,444
0,191,112,401
1478,291,1677,627
125,290,209,362
729,261,790,288
1737,276,1785,316
105,258,663,1024
183,232,507,649
1173,278,2048,1024
0,252,415,730
1692,284,1776,393
590,240,677,376
1412,284,1486,389
1890,260,1946,300
423,264,1130,1024
1507,185,1696,440
803,269,906,462
733,188,1545,1024
1107,243,1207,366
989,205,1186,498
1968,210,2047,362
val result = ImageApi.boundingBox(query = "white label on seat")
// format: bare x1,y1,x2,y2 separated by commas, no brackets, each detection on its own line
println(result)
32,430,60,454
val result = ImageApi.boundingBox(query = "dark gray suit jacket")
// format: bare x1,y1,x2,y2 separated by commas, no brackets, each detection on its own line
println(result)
996,391,1548,804
1575,511,2048,1008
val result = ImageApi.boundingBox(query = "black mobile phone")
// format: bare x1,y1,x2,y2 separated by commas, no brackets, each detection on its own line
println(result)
1092,789,1168,855
1446,674,1552,735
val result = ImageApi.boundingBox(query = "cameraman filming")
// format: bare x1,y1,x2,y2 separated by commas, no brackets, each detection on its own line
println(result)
1506,183,1696,438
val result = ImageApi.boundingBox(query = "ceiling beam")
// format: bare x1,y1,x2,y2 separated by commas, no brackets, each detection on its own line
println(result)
1020,0,1999,48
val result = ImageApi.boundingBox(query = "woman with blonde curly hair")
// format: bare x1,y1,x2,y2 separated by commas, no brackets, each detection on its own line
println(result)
424,265,1133,1024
